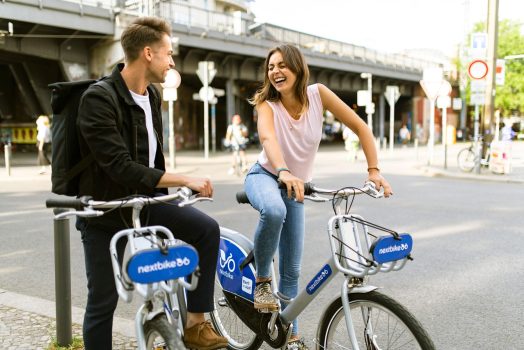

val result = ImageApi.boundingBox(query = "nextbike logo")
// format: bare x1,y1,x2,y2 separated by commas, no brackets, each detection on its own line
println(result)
306,264,332,295
219,249,236,280
371,234,413,264
137,257,191,274
378,243,409,255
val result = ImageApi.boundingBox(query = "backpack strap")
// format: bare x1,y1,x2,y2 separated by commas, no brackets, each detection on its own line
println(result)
64,79,121,183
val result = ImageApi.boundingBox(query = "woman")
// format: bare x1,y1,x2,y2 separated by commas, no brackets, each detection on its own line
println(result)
244,44,392,350
36,115,52,174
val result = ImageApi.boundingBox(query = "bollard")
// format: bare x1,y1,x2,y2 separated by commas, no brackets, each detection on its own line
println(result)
53,208,73,346
4,143,11,176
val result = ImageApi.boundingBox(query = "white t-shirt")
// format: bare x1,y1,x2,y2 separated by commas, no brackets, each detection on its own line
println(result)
130,90,157,168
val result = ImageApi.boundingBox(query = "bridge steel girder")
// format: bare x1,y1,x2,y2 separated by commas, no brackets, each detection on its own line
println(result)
0,0,114,35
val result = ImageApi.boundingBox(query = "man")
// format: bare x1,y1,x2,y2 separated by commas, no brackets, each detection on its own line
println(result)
225,114,249,174
76,16,228,350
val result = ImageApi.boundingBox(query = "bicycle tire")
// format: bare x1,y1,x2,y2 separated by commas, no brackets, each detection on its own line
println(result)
144,314,183,350
457,147,476,172
210,278,263,350
316,291,435,350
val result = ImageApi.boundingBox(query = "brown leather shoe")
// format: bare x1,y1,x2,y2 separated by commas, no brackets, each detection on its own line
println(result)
183,320,229,350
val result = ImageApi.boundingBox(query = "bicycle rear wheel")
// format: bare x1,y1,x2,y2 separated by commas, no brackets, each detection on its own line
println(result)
457,147,476,172
210,277,263,350
317,291,435,350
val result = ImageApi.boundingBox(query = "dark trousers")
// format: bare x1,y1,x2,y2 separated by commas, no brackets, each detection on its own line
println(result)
77,201,220,350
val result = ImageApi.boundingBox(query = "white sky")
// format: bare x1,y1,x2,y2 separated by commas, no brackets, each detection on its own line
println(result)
248,0,524,56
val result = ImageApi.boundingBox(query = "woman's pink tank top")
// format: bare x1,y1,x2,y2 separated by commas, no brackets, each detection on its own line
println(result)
258,84,324,182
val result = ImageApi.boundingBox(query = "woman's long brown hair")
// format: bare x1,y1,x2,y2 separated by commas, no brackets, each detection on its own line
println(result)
249,44,310,115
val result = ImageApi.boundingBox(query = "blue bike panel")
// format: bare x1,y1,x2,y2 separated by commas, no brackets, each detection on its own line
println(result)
217,238,256,301
127,245,199,284
370,234,413,264
306,264,332,295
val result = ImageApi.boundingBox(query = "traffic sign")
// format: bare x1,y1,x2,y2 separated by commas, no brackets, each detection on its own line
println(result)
470,32,487,58
468,60,488,80
357,90,370,106
196,61,216,85
384,85,400,106
420,67,444,101
199,86,214,102
470,80,486,93
163,88,177,101
161,69,181,89
496,59,506,85
470,93,485,105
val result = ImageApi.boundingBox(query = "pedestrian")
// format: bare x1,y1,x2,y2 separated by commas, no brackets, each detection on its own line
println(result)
500,121,515,141
342,125,359,162
399,124,410,146
76,16,227,350
36,115,51,174
224,114,249,174
245,44,392,350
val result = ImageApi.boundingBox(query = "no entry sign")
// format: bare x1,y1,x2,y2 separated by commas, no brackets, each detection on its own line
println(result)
468,60,489,80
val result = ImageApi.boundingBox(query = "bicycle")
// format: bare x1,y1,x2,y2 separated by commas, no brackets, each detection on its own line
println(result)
210,182,435,350
46,188,210,350
457,140,490,172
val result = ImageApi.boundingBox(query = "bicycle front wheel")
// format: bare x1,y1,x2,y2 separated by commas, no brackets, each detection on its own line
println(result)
317,291,435,350
457,147,476,172
144,314,183,350
210,278,263,350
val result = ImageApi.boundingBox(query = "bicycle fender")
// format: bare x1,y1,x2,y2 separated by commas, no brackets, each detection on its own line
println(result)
145,309,165,322
349,285,379,294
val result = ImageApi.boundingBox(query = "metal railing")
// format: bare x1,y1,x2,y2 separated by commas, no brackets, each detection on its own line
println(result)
150,0,438,71
52,0,440,71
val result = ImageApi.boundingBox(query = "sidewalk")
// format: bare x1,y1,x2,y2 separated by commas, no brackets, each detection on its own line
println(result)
0,141,522,349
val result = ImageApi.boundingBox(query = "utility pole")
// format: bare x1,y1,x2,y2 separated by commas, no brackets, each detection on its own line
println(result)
482,0,499,148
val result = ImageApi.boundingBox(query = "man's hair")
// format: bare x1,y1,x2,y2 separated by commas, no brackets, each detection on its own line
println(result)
121,17,172,62
249,44,309,113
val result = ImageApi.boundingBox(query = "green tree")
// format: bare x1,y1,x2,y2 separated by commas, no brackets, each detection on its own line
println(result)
495,19,524,116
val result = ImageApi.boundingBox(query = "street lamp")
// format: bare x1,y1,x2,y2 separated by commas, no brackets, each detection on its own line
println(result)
161,69,181,169
360,72,374,132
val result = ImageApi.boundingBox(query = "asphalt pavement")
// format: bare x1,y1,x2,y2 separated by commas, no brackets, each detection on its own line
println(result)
0,141,522,349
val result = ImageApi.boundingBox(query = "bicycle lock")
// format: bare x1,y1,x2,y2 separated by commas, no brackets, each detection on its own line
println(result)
53,208,73,346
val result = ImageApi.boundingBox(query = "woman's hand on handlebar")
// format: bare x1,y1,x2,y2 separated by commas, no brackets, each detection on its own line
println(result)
367,169,393,198
279,171,305,202
184,176,214,198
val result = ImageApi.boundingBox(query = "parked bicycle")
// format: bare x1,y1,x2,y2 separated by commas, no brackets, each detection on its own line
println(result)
46,188,209,350
210,183,435,350
457,140,491,172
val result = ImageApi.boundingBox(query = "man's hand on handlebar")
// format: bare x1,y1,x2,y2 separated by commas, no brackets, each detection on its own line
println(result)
184,176,214,198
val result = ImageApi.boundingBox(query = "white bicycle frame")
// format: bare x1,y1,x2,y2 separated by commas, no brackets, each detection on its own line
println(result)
52,191,208,350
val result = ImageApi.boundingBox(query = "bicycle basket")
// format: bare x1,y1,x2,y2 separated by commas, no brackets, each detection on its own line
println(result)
328,214,413,277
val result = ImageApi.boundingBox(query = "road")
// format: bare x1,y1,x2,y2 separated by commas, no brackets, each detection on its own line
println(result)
0,146,523,349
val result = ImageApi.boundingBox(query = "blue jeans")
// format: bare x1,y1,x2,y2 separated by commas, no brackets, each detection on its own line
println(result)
244,162,305,334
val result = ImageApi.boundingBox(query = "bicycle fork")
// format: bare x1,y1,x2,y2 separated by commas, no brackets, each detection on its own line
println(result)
340,277,379,350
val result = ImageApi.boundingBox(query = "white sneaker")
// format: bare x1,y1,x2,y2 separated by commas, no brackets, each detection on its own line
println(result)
228,168,235,175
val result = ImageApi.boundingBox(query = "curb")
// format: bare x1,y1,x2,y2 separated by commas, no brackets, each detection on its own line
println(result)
420,166,524,184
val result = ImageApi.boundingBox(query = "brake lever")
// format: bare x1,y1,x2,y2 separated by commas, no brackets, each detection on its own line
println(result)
362,181,384,198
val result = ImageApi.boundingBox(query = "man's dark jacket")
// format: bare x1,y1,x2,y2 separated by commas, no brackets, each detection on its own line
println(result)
77,64,168,226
